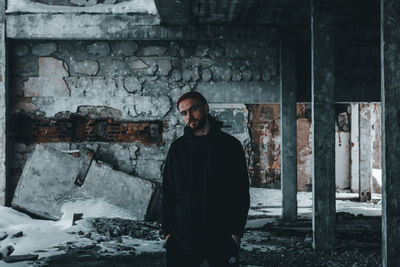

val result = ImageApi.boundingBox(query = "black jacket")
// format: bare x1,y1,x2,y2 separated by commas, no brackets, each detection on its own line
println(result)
162,115,250,249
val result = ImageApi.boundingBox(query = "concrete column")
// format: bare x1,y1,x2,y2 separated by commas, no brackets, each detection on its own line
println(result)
381,0,400,266
0,0,6,205
359,103,372,201
280,32,297,222
350,103,360,193
311,0,336,250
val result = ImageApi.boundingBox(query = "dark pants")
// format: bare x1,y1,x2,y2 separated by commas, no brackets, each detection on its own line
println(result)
166,235,240,267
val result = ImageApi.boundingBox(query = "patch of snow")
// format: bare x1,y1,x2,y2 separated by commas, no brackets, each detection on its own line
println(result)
372,168,382,187
6,0,158,15
0,199,139,259
248,188,381,218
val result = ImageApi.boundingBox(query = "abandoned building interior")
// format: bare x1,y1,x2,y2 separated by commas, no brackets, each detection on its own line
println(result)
0,0,399,266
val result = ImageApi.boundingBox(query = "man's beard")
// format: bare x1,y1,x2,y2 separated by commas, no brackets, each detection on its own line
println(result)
188,113,206,132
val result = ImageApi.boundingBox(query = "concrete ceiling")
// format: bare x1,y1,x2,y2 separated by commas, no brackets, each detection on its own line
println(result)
155,0,379,27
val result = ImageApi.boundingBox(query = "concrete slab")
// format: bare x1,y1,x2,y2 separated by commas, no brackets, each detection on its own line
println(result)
77,161,154,220
11,144,88,220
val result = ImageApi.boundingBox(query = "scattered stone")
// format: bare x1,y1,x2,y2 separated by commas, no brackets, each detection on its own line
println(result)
32,42,57,56
3,254,39,263
138,46,168,56
123,77,142,93
171,69,182,82
0,246,14,260
0,232,8,241
12,45,29,57
12,145,94,220
87,42,111,57
112,41,138,57
87,217,160,240
157,58,172,76
71,59,99,76
128,59,148,69
201,69,212,82
11,231,23,238
195,44,209,57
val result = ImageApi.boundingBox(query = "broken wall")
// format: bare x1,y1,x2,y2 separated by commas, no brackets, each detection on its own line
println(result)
8,38,280,200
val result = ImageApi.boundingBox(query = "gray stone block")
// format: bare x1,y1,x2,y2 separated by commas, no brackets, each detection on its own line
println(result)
156,58,172,76
78,161,154,220
138,46,167,56
32,42,57,57
12,45,29,57
112,41,138,57
201,69,212,82
87,42,111,57
71,59,99,76
123,77,142,93
11,145,92,220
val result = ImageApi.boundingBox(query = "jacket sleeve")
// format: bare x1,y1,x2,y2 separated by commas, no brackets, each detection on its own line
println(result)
231,141,250,238
161,148,175,237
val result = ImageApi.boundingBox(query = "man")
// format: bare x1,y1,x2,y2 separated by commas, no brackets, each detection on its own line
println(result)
162,91,250,267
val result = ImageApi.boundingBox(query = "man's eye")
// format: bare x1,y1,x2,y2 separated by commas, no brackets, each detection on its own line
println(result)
181,112,187,116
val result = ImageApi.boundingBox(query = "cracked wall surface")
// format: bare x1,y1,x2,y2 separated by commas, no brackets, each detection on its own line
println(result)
8,39,280,199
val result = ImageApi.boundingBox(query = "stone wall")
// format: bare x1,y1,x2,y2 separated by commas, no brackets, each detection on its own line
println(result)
8,39,280,197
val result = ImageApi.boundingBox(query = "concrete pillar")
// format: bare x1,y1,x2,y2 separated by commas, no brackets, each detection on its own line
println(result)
0,0,6,205
311,0,336,250
280,32,297,222
381,0,400,266
350,103,360,193
359,103,372,201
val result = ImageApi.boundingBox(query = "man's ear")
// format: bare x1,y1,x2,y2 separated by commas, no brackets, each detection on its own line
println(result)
204,104,209,113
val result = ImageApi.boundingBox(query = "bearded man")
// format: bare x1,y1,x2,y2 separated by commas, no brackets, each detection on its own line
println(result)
162,91,250,267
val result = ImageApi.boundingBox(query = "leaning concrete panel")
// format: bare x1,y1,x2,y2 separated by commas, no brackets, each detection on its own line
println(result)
12,145,83,220
78,161,153,220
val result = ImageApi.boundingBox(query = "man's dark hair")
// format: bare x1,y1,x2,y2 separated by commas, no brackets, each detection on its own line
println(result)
176,91,208,110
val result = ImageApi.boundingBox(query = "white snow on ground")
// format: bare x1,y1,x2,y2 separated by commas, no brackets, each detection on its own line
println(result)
6,0,158,14
0,188,382,265
249,188,382,218
0,199,161,262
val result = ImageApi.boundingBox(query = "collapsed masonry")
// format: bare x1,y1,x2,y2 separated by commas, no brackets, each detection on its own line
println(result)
12,144,161,221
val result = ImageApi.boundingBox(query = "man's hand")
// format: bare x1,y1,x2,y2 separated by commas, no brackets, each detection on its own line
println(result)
165,234,171,241
231,234,241,248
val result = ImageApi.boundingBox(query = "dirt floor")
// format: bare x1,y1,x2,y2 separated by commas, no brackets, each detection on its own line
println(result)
31,212,382,267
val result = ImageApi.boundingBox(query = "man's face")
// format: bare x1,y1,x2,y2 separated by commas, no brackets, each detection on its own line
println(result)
178,98,209,131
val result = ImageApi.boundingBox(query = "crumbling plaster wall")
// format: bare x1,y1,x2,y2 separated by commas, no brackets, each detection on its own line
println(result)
8,38,280,198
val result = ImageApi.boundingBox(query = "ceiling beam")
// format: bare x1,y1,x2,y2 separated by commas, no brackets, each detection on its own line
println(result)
6,13,278,40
